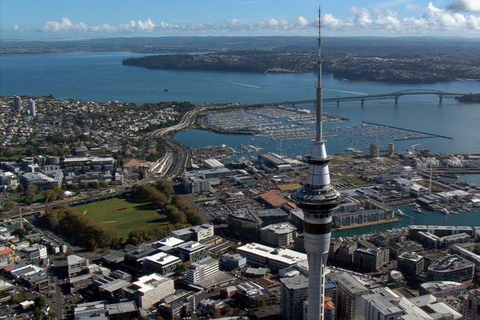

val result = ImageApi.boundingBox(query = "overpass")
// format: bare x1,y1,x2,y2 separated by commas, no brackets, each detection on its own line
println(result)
265,89,466,107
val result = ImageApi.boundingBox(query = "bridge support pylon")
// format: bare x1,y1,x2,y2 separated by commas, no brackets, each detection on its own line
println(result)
336,100,340,107
361,99,364,106
439,95,443,104
395,96,399,105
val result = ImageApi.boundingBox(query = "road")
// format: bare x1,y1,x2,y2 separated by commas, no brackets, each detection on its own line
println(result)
149,107,206,180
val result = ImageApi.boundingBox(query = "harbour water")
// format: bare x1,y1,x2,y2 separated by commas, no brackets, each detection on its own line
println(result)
1,51,479,236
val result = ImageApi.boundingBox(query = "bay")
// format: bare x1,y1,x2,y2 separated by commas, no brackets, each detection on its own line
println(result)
2,52,479,173
1,51,479,236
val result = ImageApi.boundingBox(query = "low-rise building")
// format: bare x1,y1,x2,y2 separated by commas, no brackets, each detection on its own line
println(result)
260,222,296,248
353,246,389,272
427,254,475,282
176,241,208,263
184,257,220,285
170,224,214,242
67,254,89,279
142,252,182,276
237,242,307,271
220,252,247,271
397,252,424,278
463,288,480,320
420,281,469,298
22,244,47,261
122,273,174,309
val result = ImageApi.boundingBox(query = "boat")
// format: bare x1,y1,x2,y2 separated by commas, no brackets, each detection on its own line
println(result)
164,89,169,92
412,207,423,214
440,208,450,215
395,209,406,216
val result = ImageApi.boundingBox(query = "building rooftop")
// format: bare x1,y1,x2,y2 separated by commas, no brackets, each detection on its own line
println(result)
145,252,181,266
106,301,138,315
155,236,185,248
132,274,171,294
177,241,206,252
238,242,307,266
67,254,86,266
260,222,296,234
398,252,424,262
334,272,369,295
428,254,474,272
279,274,308,290
258,191,287,207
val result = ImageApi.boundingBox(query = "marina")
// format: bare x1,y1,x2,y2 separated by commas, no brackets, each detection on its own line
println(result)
205,106,345,141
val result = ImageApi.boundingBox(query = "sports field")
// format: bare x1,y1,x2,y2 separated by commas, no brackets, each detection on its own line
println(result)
73,198,168,237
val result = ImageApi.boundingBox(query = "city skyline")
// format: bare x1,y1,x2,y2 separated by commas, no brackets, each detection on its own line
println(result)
1,0,480,40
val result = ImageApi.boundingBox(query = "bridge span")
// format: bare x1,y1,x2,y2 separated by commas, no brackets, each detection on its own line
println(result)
265,89,466,107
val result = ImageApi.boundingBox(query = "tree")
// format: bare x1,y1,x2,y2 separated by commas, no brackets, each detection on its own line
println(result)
34,295,46,309
166,206,187,224
149,189,168,209
155,180,174,199
22,184,38,205
1,200,16,212
11,293,26,303
45,210,60,230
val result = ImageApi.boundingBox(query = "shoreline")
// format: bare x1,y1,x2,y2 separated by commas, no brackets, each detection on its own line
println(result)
333,218,401,231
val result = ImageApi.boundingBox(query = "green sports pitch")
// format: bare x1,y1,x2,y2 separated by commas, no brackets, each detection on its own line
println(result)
73,198,168,237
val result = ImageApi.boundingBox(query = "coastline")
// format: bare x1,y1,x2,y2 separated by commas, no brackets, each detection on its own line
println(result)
333,217,401,231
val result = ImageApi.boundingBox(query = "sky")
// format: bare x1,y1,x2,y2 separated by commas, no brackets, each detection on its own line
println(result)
1,0,480,40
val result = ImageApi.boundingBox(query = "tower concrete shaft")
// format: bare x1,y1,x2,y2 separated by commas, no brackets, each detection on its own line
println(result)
293,8,340,320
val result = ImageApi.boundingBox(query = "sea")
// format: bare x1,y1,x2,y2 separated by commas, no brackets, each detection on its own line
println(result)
1,51,479,237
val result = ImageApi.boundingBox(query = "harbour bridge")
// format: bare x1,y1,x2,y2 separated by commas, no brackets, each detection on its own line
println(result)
267,89,466,107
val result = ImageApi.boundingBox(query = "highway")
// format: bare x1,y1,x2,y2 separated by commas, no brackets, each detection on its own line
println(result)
149,107,206,180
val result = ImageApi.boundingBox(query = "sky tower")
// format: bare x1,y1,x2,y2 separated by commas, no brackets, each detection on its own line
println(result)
293,8,341,320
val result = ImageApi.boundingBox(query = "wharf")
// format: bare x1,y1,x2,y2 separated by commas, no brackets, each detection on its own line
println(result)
333,217,401,231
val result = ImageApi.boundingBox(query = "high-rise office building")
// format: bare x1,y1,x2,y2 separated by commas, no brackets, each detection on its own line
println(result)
292,8,341,320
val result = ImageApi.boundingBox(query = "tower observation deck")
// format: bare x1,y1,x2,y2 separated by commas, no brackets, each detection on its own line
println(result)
292,8,341,320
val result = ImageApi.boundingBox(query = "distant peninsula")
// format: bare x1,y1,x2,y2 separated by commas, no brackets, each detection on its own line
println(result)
2,36,479,84
122,49,480,84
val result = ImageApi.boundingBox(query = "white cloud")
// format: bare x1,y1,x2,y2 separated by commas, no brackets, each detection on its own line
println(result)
34,5,480,36
39,17,88,32
322,3,480,34
447,0,480,13
89,23,117,33
297,16,310,27
119,19,155,32
12,24,25,32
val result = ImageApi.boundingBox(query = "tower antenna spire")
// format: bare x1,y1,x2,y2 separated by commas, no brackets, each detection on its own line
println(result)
316,7,323,142
293,6,341,320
